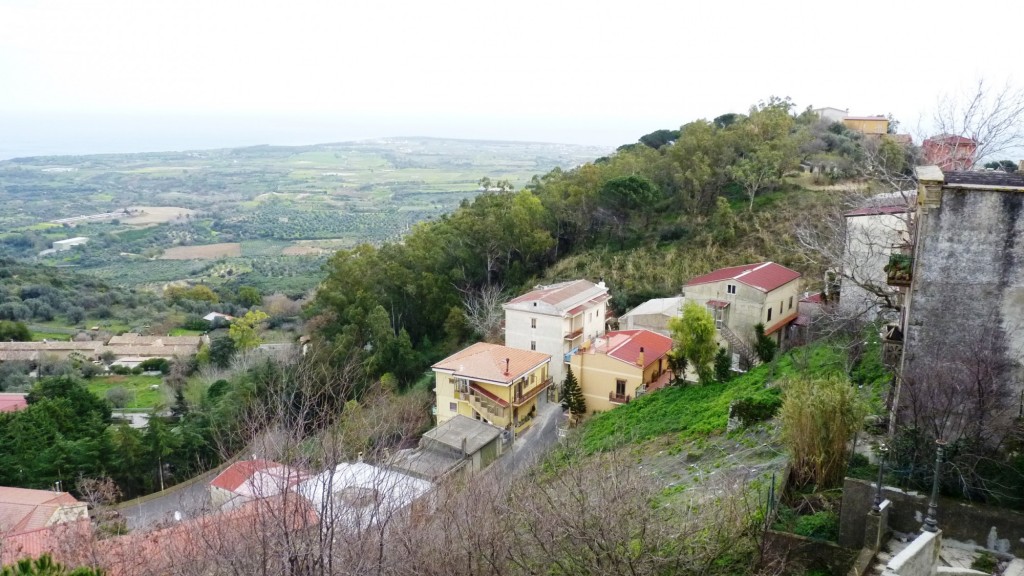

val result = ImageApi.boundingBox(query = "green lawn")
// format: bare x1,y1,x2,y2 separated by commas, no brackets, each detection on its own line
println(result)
169,328,204,336
87,375,166,411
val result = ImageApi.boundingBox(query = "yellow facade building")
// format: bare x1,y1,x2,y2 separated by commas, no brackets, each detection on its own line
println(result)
432,342,552,436
568,329,674,414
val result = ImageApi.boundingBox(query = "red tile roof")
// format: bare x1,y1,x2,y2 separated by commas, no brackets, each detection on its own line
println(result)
924,134,977,146
210,460,281,492
799,292,823,304
0,487,83,535
432,342,550,385
0,519,92,566
685,262,800,293
706,300,731,309
0,394,27,413
587,330,674,369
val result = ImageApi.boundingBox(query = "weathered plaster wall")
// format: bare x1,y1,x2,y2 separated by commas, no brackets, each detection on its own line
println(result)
902,188,1024,402
840,478,1024,556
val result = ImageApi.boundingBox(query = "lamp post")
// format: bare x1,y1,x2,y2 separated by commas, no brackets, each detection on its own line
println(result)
871,443,888,514
922,439,946,533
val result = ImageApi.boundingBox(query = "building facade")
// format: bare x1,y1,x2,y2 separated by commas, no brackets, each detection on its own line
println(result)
683,262,801,365
503,279,609,386
842,116,889,137
432,342,551,436
922,135,978,171
894,167,1024,435
838,202,913,321
619,296,683,336
568,329,674,414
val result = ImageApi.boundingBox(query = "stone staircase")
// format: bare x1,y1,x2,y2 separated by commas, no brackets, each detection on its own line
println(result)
719,324,760,369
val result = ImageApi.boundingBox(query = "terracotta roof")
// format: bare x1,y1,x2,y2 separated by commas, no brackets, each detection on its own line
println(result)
924,134,977,145
800,292,823,304
706,300,731,309
0,341,103,351
565,293,611,316
107,334,202,347
103,345,197,357
844,204,912,217
210,460,282,492
585,330,674,369
0,394,28,413
0,487,83,535
432,342,550,385
685,262,800,293
0,519,92,566
504,279,608,315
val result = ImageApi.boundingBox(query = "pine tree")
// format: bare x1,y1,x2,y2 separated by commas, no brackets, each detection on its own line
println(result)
561,366,586,421
753,323,777,364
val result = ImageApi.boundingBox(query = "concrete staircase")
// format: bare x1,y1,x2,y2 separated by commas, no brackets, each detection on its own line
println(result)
720,324,760,368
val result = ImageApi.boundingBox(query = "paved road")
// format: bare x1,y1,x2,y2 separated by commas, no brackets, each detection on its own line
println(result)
493,399,566,477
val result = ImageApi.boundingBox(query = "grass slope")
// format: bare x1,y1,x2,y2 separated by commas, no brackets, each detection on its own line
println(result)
580,340,884,454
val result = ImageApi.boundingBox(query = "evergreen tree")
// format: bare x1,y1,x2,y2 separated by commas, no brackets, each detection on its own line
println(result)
753,323,777,364
714,347,732,383
560,366,586,420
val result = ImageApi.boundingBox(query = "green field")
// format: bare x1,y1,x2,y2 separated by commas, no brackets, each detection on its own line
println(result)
87,375,166,411
0,138,607,288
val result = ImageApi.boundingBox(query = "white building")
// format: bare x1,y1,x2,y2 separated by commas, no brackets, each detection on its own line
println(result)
52,237,89,251
812,107,849,124
297,462,433,532
503,279,610,386
619,296,683,336
838,197,913,321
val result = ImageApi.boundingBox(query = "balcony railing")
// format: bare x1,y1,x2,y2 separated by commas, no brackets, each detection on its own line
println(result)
885,253,913,287
609,392,631,405
513,377,553,406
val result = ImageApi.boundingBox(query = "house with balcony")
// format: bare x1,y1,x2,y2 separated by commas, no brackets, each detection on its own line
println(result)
683,262,801,367
503,279,609,387
568,329,674,414
922,134,978,171
432,342,551,436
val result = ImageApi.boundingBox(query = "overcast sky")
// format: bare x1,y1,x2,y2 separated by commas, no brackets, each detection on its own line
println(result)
0,0,1019,156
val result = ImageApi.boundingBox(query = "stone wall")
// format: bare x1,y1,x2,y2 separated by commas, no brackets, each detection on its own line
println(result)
840,478,1024,556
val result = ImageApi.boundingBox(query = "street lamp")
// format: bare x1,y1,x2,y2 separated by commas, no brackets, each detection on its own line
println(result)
871,443,889,514
922,439,947,533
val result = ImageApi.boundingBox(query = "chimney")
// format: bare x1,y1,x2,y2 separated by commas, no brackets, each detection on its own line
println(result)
636,346,645,367
504,357,510,376
461,437,468,456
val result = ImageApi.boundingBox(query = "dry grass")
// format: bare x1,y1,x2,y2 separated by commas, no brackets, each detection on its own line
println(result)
160,243,241,260
123,206,197,225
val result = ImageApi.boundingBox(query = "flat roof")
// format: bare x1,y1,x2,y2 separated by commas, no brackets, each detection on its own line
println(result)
424,415,502,454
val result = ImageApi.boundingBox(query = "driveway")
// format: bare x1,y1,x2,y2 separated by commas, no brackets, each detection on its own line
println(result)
493,399,566,477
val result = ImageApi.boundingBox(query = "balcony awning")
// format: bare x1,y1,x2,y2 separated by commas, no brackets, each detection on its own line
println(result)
470,382,509,407
706,300,731,309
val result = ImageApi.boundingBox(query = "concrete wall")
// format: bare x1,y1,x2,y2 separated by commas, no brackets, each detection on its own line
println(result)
882,530,940,576
900,183,1024,423
840,478,1024,556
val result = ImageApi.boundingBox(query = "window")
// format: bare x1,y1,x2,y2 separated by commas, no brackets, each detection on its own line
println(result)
531,318,537,329
727,284,736,294
779,302,783,314
615,379,627,396
789,296,793,310
767,308,773,321
530,341,536,351
449,402,457,412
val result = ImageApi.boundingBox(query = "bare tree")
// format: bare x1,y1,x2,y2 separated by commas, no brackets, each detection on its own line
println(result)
928,79,1024,168
459,283,506,343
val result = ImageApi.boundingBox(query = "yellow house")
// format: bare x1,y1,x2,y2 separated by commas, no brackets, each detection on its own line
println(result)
432,342,551,435
841,116,889,137
569,329,675,414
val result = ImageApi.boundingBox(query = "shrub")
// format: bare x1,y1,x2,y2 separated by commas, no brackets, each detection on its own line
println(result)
793,511,839,541
780,375,867,490
730,392,782,425
138,357,170,374
106,386,131,409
